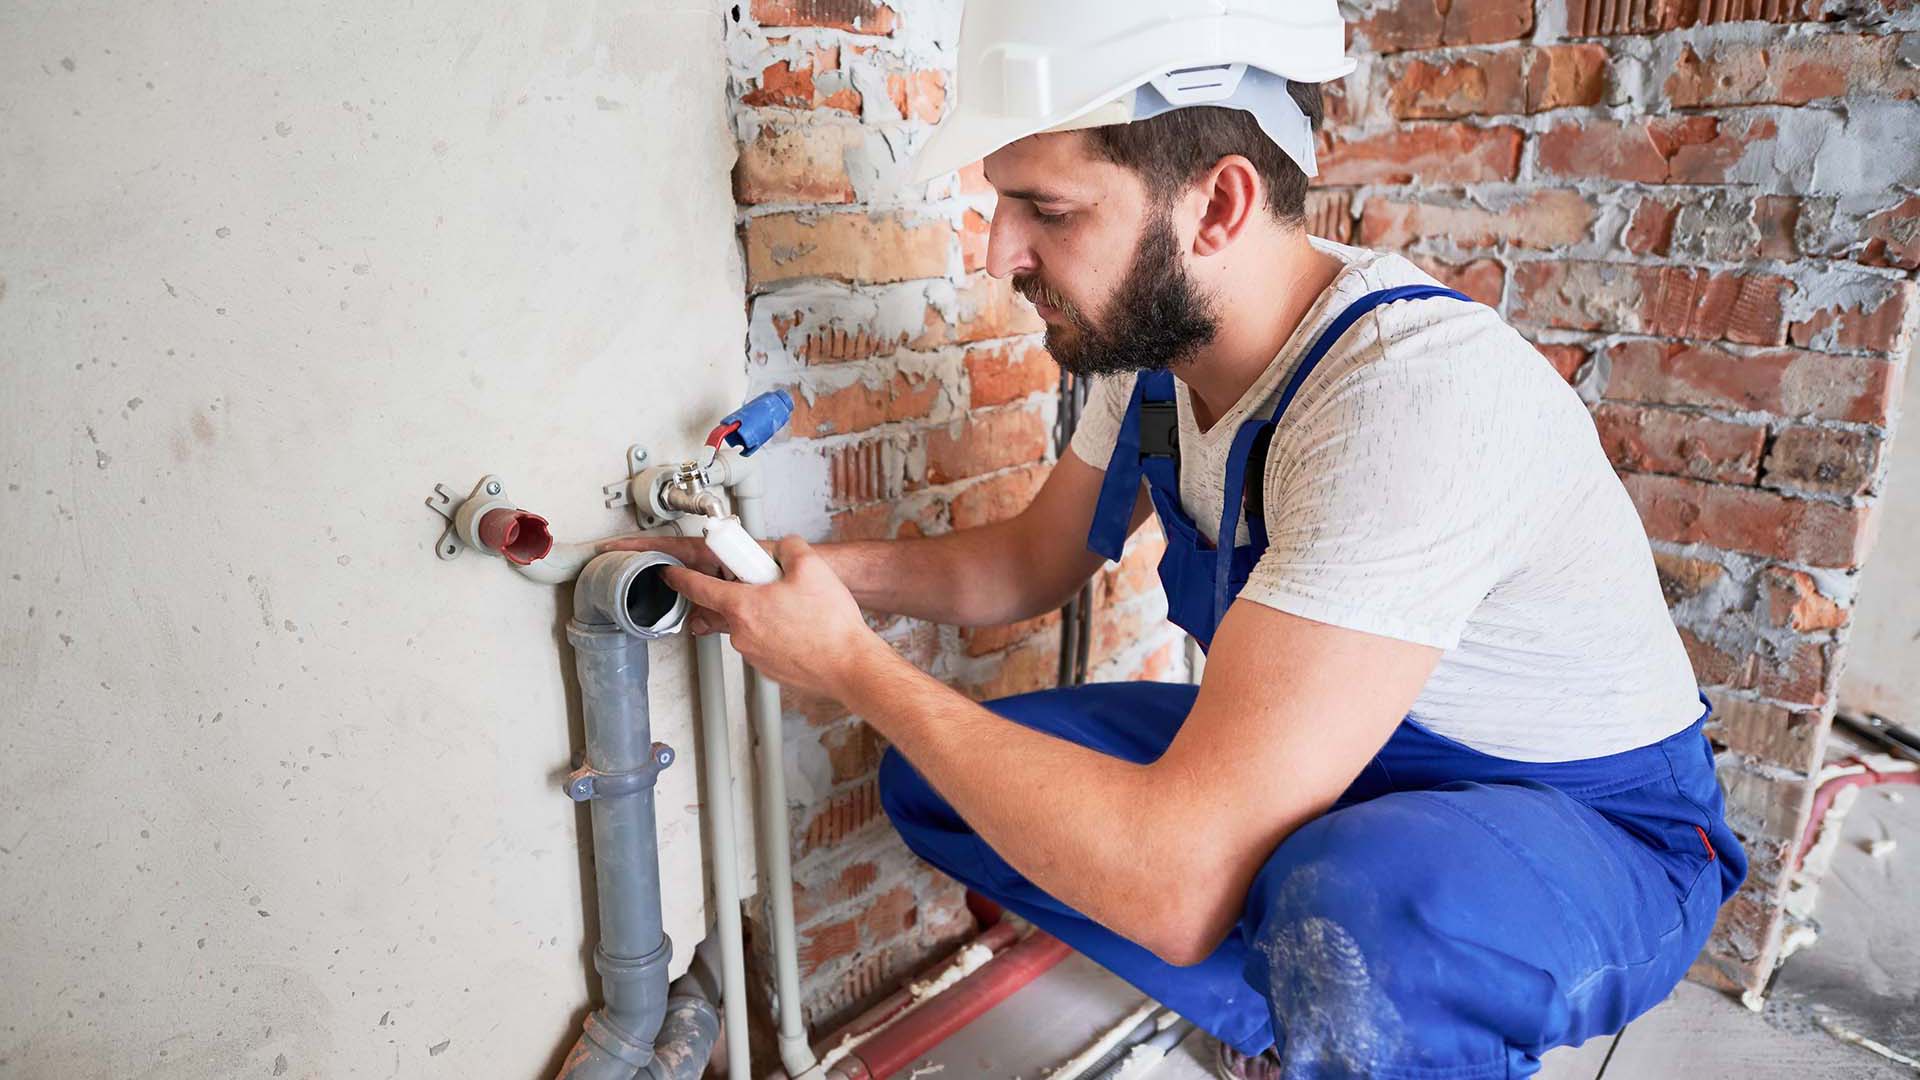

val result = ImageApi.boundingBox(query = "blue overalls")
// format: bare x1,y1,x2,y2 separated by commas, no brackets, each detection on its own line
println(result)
879,286,1748,1077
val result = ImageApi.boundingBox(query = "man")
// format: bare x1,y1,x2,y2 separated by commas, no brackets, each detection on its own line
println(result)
626,2,1747,1075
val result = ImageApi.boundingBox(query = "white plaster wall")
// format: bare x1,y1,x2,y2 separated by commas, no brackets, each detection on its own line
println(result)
0,3,748,1076
1844,350,1920,723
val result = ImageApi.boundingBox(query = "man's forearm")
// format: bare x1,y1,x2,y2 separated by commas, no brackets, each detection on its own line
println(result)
817,524,1049,627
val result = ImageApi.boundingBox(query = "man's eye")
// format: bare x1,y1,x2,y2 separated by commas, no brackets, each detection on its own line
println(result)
1033,207,1069,223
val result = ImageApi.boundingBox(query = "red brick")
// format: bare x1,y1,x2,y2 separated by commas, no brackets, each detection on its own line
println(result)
768,308,893,364
1360,190,1595,250
1131,638,1184,683
1409,256,1505,308
1625,197,1680,256
1755,196,1803,260
1318,125,1523,185
966,341,1058,408
1512,262,1790,345
741,49,862,114
956,161,991,196
857,884,919,944
1351,0,1534,53
950,464,1048,530
1681,628,1831,706
962,610,1062,657
789,371,941,437
1388,51,1525,119
923,408,1051,484
821,722,886,785
963,638,1060,700
746,211,953,288
1536,115,1774,185
958,208,989,274
1652,550,1727,607
1593,404,1766,484
1304,190,1355,243
792,859,881,925
1092,602,1158,670
1098,526,1168,604
827,436,901,506
1666,36,1917,108
798,916,860,978
1857,196,1920,271
1704,692,1827,772
752,0,896,35
1526,45,1610,111
1567,0,1825,35
1604,340,1898,424
1760,567,1850,634
1761,425,1881,499
735,121,862,206
1623,472,1875,567
832,503,894,541
1535,342,1590,384
799,779,883,854
886,69,947,123
1788,280,1917,356
911,273,1045,349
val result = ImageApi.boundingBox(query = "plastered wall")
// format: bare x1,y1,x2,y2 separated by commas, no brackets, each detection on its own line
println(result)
0,3,748,1077
1843,337,1920,721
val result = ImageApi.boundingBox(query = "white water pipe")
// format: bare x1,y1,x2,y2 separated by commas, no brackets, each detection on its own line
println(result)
691,629,753,1080
706,452,821,1079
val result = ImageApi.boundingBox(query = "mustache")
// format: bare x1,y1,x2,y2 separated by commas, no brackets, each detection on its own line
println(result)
1012,274,1085,326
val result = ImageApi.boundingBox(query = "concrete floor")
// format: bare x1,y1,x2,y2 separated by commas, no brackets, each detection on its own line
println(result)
904,746,1920,1079
903,950,1914,1079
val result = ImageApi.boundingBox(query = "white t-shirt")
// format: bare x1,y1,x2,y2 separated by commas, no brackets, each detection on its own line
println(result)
1070,239,1701,762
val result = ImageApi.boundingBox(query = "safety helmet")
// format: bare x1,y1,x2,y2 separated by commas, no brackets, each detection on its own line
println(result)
912,0,1356,183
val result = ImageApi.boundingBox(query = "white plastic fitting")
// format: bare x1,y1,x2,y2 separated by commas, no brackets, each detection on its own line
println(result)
702,516,782,585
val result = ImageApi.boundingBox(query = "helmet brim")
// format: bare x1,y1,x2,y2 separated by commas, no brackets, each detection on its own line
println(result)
909,56,1357,185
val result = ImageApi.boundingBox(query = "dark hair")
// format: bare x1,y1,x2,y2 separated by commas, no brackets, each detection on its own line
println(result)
1085,81,1323,225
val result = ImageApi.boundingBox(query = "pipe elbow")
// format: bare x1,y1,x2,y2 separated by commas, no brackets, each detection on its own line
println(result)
574,551,691,637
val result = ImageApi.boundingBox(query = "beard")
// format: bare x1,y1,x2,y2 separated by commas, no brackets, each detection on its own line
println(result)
1013,212,1221,379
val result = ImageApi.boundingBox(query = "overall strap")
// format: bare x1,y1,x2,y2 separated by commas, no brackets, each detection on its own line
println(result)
1087,371,1177,561
1210,285,1475,624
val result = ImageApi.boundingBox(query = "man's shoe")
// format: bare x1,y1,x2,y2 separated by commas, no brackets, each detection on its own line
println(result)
1212,1036,1284,1080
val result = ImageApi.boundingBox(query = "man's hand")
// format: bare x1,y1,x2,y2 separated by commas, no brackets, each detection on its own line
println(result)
660,536,895,700
596,533,754,579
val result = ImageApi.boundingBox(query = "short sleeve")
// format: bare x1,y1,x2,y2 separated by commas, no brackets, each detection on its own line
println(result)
1238,319,1555,650
1066,374,1134,471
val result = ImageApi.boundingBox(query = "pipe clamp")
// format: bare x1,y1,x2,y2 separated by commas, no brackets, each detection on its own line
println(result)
566,742,676,802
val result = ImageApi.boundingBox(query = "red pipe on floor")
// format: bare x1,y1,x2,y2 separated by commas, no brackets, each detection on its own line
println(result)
825,928,1073,1080
1794,759,1920,868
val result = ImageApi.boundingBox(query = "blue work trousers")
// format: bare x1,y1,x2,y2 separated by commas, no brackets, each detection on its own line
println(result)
878,682,1746,1079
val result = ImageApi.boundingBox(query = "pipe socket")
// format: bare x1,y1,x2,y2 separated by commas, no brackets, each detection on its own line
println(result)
574,552,691,638
477,507,555,565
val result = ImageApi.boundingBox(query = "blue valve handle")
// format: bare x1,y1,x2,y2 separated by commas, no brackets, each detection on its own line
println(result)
717,389,795,457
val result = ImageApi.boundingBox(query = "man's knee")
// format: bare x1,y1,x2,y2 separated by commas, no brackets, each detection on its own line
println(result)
1243,796,1567,1074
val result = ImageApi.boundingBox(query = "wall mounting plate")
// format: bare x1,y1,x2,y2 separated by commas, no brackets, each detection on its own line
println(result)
425,474,509,561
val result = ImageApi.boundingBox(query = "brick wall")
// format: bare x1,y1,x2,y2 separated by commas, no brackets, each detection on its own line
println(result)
1321,0,1919,996
725,0,1184,1031
727,0,1919,1021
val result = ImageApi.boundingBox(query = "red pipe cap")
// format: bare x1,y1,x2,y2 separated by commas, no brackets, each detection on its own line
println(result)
479,507,554,565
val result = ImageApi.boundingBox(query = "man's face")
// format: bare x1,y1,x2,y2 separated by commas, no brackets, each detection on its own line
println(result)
982,133,1219,378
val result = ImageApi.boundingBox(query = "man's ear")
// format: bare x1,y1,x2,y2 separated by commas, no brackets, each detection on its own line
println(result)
1191,154,1263,258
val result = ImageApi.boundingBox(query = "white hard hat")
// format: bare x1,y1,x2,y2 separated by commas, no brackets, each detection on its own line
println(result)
913,0,1356,184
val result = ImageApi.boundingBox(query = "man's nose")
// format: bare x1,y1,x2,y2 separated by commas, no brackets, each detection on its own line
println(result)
984,209,1035,280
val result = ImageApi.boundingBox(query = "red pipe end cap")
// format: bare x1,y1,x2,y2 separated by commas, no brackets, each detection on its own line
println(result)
479,508,555,565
